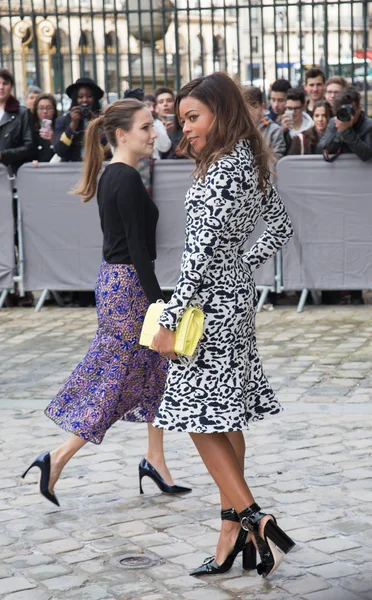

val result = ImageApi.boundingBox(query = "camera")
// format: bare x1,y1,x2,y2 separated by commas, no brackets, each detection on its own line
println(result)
80,103,92,119
336,104,355,122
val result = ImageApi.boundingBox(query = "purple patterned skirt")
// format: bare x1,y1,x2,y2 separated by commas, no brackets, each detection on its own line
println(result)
45,261,168,444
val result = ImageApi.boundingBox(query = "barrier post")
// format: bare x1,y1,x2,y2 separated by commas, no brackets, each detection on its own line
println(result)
12,190,25,297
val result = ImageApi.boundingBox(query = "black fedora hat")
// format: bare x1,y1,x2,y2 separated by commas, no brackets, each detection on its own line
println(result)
65,77,104,100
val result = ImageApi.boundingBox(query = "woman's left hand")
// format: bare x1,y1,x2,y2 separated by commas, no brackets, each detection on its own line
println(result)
151,326,177,360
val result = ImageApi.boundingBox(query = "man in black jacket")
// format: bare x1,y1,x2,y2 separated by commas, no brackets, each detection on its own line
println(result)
0,69,34,306
316,87,372,162
0,68,33,177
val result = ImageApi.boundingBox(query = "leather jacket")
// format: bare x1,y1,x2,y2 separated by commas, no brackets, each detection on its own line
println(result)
0,95,34,176
316,113,372,162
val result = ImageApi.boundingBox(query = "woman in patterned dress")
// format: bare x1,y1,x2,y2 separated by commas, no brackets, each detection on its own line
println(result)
22,99,191,505
152,73,295,579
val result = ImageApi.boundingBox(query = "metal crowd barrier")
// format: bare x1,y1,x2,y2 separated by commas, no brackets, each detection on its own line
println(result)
0,166,16,308
1,155,371,312
277,154,372,311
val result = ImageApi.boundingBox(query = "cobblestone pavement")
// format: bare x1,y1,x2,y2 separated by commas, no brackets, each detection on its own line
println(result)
1,306,372,600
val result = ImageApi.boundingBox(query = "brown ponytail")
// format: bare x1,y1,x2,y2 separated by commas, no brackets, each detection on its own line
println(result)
72,115,105,202
71,98,145,202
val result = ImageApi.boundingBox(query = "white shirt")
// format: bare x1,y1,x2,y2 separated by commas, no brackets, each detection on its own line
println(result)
0,108,5,123
153,118,171,159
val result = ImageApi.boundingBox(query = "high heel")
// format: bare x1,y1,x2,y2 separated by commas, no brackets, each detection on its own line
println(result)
138,458,192,495
22,451,60,507
190,508,256,576
239,503,295,578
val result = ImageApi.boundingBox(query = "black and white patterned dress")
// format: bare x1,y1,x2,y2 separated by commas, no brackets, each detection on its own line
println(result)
154,139,293,433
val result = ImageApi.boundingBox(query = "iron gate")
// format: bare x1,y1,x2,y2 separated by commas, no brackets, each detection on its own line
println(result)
0,0,371,107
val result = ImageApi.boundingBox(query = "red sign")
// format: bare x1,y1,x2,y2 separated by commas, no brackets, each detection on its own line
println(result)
355,50,372,61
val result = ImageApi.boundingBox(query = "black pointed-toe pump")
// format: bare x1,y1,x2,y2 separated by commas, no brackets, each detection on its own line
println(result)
22,451,60,507
190,507,257,576
239,503,295,578
139,458,192,495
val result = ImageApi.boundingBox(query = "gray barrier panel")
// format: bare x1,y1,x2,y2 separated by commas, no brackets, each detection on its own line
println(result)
18,161,277,291
0,165,15,290
277,155,372,290
152,160,191,288
18,163,103,291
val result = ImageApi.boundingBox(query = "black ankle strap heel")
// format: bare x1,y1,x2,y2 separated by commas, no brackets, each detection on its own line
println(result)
238,503,295,578
221,507,239,522
190,508,256,576
238,503,294,554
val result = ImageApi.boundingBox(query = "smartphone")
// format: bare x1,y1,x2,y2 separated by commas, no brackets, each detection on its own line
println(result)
165,114,175,122
41,119,52,130
284,109,293,120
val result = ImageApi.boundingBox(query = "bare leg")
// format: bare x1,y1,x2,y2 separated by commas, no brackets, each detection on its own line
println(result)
215,431,246,564
190,431,271,565
190,431,254,510
220,431,246,509
49,434,87,493
146,423,175,486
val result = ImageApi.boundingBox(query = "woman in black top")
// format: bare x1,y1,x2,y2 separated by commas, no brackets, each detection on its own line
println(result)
31,93,58,164
23,99,191,506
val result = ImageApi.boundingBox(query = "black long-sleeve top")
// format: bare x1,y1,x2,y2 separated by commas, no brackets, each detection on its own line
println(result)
97,162,165,303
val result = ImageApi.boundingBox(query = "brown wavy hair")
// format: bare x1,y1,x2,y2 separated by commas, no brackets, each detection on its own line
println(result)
175,72,271,191
72,99,145,202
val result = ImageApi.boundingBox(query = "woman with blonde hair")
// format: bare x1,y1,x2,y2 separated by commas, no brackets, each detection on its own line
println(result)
22,99,191,504
152,72,295,579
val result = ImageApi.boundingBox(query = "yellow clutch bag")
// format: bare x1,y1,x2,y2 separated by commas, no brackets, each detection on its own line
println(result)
139,301,204,357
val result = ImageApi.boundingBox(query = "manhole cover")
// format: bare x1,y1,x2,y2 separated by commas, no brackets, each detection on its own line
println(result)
118,554,160,569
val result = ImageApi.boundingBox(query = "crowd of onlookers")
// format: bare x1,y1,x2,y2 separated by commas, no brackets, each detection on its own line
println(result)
0,69,188,177
1,66,372,307
244,68,372,164
1,66,371,177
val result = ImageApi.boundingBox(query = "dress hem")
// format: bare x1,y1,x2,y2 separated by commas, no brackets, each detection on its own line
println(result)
153,405,283,434
45,408,156,445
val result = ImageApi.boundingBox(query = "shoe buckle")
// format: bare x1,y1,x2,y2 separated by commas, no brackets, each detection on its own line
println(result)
203,556,215,565
240,516,253,532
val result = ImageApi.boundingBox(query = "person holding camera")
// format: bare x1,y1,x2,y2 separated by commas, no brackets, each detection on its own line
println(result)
316,87,372,162
54,77,109,162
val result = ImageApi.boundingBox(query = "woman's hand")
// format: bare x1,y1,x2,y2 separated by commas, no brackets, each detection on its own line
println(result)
151,326,177,360
40,126,54,141
70,107,82,130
